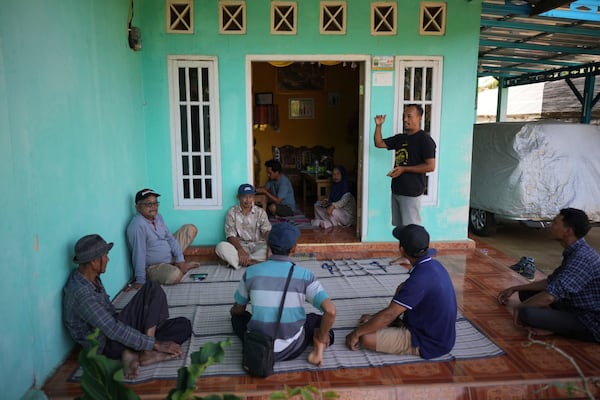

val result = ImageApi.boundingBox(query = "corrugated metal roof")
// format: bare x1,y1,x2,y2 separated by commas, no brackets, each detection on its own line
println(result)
479,0,600,86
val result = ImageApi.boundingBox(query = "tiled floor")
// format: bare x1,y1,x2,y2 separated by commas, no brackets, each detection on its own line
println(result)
42,230,600,399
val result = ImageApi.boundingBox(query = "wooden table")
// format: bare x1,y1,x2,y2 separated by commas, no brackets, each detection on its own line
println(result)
302,172,331,206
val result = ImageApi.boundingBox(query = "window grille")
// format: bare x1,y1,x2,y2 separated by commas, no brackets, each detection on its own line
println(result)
420,2,446,35
271,2,297,35
371,2,396,35
219,1,246,34
166,0,193,33
320,1,346,34
168,57,222,209
395,58,443,205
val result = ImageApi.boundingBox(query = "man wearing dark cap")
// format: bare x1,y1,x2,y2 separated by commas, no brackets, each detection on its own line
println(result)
230,222,336,367
215,183,271,269
126,188,198,289
345,224,457,359
63,234,192,379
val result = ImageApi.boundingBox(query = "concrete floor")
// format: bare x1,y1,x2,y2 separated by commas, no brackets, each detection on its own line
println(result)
473,221,600,275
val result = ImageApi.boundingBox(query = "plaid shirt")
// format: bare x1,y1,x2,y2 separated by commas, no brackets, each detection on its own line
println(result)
62,270,155,353
547,238,600,341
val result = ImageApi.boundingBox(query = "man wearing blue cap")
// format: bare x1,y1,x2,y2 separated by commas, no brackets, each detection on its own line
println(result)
216,183,271,269
345,225,457,359
230,222,336,367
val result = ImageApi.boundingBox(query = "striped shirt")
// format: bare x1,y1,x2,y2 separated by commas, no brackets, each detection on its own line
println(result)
234,255,329,352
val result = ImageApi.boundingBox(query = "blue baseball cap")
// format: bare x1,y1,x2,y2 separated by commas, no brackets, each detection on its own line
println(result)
238,183,255,195
268,222,300,252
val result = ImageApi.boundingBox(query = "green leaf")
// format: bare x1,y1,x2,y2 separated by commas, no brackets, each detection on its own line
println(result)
77,329,140,400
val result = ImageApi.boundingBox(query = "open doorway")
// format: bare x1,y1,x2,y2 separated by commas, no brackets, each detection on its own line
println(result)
248,57,367,242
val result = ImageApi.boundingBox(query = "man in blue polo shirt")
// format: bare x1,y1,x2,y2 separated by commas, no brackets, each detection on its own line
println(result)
345,224,457,359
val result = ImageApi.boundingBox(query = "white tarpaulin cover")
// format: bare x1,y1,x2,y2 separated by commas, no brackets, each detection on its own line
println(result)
471,122,600,222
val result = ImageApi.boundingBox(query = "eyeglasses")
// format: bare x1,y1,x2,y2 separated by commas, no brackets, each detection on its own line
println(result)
140,201,160,208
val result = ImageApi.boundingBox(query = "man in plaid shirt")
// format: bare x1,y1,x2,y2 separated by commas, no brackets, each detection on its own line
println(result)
498,208,600,342
63,234,192,378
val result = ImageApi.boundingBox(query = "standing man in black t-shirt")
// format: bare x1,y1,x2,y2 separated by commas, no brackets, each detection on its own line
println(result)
373,104,436,228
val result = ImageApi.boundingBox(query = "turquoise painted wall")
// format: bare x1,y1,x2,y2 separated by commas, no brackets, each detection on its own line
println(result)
1,0,481,397
1,1,146,397
140,0,481,244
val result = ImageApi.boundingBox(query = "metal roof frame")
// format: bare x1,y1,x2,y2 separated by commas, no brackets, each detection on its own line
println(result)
478,1,600,122
479,0,600,85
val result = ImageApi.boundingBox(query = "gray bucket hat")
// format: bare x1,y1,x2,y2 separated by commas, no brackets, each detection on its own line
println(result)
73,234,114,264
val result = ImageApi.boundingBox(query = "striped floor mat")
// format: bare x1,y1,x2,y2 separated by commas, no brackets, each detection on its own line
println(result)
70,256,504,383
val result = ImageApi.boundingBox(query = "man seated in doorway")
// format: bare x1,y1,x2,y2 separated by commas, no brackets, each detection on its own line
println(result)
497,208,600,342
345,224,457,359
215,183,271,269
63,234,192,379
230,222,336,367
126,188,199,289
256,159,296,217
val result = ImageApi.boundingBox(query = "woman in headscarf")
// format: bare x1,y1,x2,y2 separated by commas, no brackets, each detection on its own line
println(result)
312,165,356,229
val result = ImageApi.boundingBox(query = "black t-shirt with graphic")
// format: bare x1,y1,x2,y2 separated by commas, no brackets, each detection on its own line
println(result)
383,130,436,197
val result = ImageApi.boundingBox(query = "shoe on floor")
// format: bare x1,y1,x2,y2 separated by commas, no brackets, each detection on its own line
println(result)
520,260,536,281
510,256,535,273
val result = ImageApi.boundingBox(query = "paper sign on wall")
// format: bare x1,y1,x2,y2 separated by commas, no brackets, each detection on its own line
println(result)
372,72,393,87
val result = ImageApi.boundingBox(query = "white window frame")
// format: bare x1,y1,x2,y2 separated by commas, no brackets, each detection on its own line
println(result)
394,57,443,206
168,56,222,209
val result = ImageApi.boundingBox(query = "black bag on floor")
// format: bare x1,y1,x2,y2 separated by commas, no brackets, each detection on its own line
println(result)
242,330,275,377
241,263,295,377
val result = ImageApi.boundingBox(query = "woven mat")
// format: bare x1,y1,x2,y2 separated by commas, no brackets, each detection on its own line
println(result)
70,256,504,383
269,210,314,230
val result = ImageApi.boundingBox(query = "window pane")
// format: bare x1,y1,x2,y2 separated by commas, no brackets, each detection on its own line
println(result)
414,68,423,101
404,67,412,100
183,178,190,198
425,104,432,132
205,179,213,199
203,105,211,152
202,67,209,102
180,106,188,152
192,156,201,175
191,105,200,151
182,156,189,175
178,68,187,101
193,179,202,198
189,68,199,102
204,155,212,175
426,67,433,100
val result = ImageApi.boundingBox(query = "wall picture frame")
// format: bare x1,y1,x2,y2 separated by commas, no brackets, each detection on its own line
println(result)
289,98,314,119
255,92,273,105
